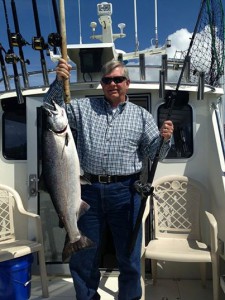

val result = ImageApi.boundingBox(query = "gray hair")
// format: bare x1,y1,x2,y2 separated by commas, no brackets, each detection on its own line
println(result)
101,60,129,79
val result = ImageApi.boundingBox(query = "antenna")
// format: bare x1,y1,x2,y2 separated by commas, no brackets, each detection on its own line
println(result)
154,0,158,48
78,0,82,44
134,0,139,52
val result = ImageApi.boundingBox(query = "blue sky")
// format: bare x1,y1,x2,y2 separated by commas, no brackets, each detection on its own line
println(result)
0,0,223,85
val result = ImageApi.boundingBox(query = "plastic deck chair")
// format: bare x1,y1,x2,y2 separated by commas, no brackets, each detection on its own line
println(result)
140,175,219,300
0,184,49,298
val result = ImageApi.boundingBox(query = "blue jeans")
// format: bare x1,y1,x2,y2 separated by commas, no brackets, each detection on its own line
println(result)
69,176,142,300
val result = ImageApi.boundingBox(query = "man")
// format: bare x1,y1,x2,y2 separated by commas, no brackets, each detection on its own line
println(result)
44,58,173,300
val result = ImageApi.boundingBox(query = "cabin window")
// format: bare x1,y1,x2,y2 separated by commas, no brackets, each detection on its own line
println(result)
157,92,193,159
2,99,27,160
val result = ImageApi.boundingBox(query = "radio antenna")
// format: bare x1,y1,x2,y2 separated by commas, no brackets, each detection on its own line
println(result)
154,0,159,48
78,0,82,44
134,0,139,52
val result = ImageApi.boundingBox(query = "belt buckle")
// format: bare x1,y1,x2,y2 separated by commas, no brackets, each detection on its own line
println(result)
98,175,111,183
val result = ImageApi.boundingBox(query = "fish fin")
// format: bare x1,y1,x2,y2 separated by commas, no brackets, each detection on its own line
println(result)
62,235,95,263
80,167,84,176
77,200,90,219
80,175,91,185
79,168,91,184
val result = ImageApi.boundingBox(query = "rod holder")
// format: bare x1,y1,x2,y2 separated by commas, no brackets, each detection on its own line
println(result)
197,71,205,100
139,53,145,80
118,53,123,62
161,54,168,81
184,55,191,82
159,70,165,99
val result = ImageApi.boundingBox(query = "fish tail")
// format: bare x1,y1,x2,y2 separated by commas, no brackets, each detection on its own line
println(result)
62,234,95,263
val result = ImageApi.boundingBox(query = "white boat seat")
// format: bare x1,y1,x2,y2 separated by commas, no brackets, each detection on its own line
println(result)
141,175,219,300
145,238,211,262
0,184,49,298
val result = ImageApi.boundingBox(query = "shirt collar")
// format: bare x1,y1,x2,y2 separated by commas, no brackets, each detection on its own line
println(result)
104,95,129,112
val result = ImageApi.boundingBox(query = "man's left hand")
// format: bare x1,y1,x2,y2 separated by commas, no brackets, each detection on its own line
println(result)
160,120,174,141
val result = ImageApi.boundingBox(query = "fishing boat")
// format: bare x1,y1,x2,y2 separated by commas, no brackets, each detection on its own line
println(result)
0,0,225,299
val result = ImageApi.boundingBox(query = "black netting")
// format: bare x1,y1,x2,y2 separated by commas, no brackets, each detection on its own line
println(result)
185,0,225,87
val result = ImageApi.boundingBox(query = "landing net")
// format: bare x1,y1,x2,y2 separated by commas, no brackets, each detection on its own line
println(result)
188,0,225,87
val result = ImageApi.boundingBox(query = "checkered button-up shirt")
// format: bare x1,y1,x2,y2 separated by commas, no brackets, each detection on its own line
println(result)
44,79,170,175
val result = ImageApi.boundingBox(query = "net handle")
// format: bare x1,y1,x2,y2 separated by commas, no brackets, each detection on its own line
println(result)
59,0,71,104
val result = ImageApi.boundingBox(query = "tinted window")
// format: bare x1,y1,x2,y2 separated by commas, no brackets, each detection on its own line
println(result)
158,102,193,159
2,110,27,160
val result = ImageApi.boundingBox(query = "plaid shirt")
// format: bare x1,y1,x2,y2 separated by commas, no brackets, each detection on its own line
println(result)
44,79,170,175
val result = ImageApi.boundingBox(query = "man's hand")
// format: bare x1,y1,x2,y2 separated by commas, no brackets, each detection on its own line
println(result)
56,58,72,81
160,120,174,141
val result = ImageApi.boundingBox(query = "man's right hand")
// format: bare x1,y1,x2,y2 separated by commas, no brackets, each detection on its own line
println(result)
56,58,72,81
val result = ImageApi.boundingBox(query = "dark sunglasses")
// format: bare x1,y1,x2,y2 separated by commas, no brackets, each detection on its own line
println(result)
101,76,127,85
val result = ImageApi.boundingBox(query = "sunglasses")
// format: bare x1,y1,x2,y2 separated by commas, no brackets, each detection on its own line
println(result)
101,76,127,85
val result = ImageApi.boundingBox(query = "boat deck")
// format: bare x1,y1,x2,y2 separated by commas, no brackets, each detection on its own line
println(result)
30,272,214,300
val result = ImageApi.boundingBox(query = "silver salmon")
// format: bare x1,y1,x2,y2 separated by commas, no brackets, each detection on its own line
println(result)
42,101,93,262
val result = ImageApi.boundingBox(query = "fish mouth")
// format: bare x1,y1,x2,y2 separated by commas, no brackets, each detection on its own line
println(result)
42,101,68,133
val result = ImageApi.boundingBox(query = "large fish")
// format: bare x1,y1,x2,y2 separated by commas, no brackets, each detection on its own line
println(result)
41,101,93,262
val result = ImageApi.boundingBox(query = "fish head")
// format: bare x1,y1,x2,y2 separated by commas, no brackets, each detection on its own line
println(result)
43,101,68,133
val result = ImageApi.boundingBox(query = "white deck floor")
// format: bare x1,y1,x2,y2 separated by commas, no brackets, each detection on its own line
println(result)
30,272,215,300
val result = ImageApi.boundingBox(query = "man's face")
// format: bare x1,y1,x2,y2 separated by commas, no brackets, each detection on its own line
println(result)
101,67,130,107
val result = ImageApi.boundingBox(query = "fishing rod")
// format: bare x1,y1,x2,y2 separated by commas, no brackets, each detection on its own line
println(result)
11,0,30,88
31,0,49,86
128,0,207,256
2,0,24,104
52,0,61,35
48,0,62,55
0,43,11,91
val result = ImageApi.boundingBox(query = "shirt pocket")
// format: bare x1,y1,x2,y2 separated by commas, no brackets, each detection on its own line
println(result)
120,129,142,152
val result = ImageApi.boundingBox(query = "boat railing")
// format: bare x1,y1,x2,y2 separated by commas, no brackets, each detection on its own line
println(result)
0,58,221,95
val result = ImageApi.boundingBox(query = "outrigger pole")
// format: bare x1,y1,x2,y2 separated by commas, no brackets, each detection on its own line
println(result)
2,0,24,104
128,0,207,256
59,0,71,104
11,0,30,89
